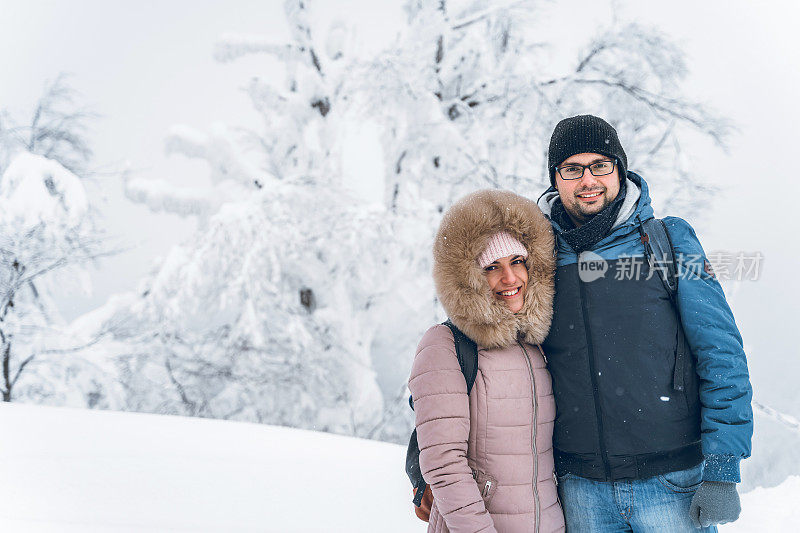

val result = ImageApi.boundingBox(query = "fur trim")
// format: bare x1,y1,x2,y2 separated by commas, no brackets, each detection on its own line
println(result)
433,189,555,349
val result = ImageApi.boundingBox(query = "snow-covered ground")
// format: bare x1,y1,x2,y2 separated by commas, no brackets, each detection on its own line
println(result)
0,403,422,532
1,403,796,532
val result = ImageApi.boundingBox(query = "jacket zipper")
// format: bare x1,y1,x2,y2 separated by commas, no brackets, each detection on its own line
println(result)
518,341,540,533
578,275,612,480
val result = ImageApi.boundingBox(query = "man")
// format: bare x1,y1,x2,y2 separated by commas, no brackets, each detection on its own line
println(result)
537,115,752,531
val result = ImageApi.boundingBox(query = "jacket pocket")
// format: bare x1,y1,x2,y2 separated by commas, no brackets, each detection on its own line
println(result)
471,468,498,505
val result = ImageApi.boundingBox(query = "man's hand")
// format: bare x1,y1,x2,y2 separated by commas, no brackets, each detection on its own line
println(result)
689,481,741,528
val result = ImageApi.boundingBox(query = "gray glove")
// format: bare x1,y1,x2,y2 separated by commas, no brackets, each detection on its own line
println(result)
689,481,741,528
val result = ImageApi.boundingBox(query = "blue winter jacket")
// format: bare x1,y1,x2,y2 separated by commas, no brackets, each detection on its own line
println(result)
538,172,753,483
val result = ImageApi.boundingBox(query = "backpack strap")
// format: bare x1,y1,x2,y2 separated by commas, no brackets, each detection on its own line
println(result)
408,320,479,410
442,319,479,395
639,217,688,392
639,218,678,298
407,319,479,507
407,428,426,506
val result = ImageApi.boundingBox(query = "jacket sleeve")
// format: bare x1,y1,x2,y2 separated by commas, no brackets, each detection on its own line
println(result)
408,324,497,533
663,217,753,483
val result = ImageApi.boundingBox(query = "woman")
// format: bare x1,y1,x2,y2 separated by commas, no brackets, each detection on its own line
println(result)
408,189,564,533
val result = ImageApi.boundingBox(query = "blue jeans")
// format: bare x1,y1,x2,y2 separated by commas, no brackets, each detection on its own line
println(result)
557,462,717,532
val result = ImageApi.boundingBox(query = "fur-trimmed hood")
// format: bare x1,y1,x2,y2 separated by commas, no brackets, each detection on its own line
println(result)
433,189,555,349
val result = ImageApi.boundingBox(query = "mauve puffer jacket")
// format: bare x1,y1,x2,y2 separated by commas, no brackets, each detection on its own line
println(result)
409,325,564,533
408,189,563,532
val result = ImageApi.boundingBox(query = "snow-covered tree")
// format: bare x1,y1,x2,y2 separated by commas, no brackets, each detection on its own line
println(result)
103,180,390,434
340,0,729,440
96,0,394,437
0,152,113,403
0,74,96,177
93,0,728,442
345,0,729,216
0,77,114,405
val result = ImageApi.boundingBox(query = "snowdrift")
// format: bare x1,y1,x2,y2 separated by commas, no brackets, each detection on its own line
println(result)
0,404,422,532
1,403,796,531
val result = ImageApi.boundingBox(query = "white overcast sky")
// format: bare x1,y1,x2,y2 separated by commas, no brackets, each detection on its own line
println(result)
2,0,799,409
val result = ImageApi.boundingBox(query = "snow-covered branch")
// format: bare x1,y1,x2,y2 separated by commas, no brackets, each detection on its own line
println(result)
214,34,301,64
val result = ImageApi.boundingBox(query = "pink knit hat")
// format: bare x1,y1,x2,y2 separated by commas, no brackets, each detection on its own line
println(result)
477,232,528,269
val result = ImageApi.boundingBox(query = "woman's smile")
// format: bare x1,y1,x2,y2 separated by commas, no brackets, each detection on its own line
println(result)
497,286,521,297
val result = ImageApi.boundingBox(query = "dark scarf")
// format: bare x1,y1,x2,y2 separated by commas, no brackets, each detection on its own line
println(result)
550,182,627,255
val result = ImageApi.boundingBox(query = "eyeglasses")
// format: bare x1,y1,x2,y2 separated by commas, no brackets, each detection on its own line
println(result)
555,159,616,180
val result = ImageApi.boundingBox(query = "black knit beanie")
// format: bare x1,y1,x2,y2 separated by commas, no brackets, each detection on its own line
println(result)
547,115,628,187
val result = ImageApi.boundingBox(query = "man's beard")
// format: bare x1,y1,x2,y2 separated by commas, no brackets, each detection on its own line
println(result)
549,180,628,255
567,190,613,223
